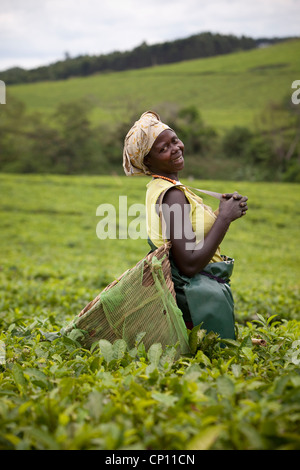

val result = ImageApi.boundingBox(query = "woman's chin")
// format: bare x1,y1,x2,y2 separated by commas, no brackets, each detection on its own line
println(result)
175,156,184,171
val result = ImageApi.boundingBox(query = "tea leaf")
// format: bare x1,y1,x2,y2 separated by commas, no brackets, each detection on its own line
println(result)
147,343,162,367
188,425,224,450
99,339,113,363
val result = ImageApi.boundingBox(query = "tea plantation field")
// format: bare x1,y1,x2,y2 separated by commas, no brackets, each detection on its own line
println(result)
0,173,300,450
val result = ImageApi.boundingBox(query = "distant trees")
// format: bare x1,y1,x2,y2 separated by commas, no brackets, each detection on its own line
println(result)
0,96,101,174
0,96,299,181
220,96,300,181
256,98,300,181
3,33,296,87
0,32,259,85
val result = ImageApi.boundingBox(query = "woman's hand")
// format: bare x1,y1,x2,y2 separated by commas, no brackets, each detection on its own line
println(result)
219,192,248,222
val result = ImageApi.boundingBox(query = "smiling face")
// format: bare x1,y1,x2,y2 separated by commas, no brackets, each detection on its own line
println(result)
143,129,185,179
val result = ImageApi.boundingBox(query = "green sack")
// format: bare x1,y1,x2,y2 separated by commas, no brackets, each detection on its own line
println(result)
62,243,190,356
170,255,236,340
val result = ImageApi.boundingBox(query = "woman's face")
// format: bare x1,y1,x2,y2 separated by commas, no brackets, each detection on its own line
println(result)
144,129,185,176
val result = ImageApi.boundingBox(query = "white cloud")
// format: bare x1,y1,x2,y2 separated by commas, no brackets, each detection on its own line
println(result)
0,0,299,70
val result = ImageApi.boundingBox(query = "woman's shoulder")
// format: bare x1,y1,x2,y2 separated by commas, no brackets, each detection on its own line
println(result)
162,185,189,205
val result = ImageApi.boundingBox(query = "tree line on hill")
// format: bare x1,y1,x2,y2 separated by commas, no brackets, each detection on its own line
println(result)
1,33,295,85
0,96,299,182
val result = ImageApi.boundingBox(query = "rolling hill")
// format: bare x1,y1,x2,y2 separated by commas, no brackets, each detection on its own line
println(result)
5,39,300,130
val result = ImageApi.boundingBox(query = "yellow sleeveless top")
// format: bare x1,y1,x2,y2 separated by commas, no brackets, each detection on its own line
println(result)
146,178,222,263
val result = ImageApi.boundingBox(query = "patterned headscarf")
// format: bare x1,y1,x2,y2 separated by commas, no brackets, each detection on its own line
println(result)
123,110,171,176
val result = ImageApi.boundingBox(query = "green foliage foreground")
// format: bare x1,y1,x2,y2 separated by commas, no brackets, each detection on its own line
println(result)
2,319,300,450
0,174,300,450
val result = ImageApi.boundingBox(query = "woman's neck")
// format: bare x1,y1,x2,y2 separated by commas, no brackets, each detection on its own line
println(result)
151,171,179,182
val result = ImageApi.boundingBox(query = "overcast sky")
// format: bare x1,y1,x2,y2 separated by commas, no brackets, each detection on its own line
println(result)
0,0,299,71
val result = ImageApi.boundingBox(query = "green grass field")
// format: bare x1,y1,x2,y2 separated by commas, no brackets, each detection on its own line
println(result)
7,39,300,130
0,173,300,450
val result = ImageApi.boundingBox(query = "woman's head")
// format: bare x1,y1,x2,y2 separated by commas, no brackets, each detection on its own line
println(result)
123,111,173,176
143,128,184,176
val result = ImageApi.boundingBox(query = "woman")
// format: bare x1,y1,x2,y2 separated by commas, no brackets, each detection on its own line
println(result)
123,110,248,340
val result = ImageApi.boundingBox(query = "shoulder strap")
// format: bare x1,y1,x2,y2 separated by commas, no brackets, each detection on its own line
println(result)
173,182,223,200
185,185,223,200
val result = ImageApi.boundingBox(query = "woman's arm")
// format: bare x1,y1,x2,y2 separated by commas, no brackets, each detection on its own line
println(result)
162,187,248,277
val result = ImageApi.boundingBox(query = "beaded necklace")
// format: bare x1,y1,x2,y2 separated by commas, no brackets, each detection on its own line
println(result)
151,174,179,185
